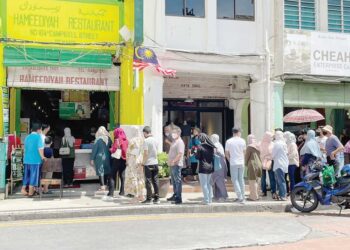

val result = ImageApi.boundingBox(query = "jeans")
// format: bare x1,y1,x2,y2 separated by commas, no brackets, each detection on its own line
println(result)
288,165,297,192
261,169,276,194
171,166,182,202
275,168,287,198
144,165,159,200
230,165,245,201
198,173,213,204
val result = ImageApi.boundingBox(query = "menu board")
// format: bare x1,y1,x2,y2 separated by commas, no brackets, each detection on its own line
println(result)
2,88,9,136
59,102,91,120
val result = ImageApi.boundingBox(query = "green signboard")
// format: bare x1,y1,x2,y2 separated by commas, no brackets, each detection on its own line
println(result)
59,102,90,120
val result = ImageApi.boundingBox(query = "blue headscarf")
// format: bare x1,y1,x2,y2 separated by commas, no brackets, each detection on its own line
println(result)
300,130,322,158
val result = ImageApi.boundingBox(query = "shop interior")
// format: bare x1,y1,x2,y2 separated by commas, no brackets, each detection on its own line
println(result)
21,90,111,149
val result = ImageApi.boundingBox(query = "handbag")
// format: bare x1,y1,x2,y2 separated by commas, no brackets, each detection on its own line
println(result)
59,139,70,156
111,139,122,159
213,154,222,172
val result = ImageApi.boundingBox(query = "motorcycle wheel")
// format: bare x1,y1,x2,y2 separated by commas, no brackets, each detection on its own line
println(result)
291,186,319,213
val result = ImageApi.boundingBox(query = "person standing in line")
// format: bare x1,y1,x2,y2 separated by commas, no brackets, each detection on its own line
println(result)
195,133,215,205
91,126,112,196
167,127,185,205
163,125,172,154
187,127,201,181
225,128,247,204
316,127,328,163
40,124,50,145
210,134,228,202
322,125,344,176
21,123,46,197
61,128,76,188
260,131,277,199
125,126,145,203
284,132,299,192
110,128,128,196
141,126,160,205
245,134,262,201
272,131,289,201
300,130,322,177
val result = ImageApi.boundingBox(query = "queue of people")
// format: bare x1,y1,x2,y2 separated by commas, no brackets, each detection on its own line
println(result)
20,121,348,206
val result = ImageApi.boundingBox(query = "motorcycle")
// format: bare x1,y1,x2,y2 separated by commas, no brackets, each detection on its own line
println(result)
291,162,350,214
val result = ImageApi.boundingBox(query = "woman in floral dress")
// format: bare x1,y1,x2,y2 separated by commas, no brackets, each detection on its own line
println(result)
125,126,145,202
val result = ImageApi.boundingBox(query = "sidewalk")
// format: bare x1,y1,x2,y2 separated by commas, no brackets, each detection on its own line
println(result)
0,181,291,221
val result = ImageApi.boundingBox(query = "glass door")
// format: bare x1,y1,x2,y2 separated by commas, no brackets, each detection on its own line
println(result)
200,112,223,142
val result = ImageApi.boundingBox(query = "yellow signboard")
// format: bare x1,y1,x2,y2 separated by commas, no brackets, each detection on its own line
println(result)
7,0,120,44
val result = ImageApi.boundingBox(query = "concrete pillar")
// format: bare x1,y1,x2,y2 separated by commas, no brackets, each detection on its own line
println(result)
231,99,249,141
143,69,164,153
273,81,285,130
250,81,269,141
206,0,217,52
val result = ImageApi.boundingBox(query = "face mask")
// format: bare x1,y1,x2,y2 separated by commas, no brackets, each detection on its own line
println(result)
165,133,170,137
172,133,178,139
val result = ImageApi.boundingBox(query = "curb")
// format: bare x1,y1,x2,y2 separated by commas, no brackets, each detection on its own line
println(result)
0,202,290,222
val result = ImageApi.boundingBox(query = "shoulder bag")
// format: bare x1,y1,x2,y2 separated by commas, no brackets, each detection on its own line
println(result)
59,138,70,156
111,139,122,159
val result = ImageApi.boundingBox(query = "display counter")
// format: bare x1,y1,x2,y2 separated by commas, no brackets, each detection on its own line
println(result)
74,149,97,180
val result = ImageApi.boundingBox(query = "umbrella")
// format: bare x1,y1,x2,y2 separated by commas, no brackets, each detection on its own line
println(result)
283,109,325,123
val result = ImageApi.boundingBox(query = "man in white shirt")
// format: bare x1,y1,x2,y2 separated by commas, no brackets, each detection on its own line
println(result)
225,128,246,203
141,126,160,205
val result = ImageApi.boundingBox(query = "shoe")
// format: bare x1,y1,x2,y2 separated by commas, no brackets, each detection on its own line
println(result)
153,199,160,204
167,195,176,202
141,199,152,205
233,199,241,203
280,197,288,201
119,192,125,196
102,196,114,201
43,190,53,195
261,193,267,197
239,199,246,204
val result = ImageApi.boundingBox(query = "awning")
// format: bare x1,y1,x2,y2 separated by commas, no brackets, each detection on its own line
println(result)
4,47,112,68
284,81,350,108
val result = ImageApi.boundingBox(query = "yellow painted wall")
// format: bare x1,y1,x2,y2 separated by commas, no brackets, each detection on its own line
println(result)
119,0,144,125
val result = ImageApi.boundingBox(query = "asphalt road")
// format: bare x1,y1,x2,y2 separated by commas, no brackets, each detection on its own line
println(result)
0,211,349,250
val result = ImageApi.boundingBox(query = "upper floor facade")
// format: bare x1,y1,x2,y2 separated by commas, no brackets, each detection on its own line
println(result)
144,0,270,55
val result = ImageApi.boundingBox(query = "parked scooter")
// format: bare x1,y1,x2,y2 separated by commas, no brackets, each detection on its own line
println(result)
291,162,350,214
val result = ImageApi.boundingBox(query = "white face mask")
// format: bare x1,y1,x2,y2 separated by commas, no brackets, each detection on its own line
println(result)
172,133,178,140
165,133,170,137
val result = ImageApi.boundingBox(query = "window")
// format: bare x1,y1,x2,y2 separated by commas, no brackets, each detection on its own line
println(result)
217,0,255,21
328,0,350,33
165,0,205,18
284,0,316,30
235,0,255,20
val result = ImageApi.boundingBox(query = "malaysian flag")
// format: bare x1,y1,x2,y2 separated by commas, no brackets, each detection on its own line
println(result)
133,46,176,77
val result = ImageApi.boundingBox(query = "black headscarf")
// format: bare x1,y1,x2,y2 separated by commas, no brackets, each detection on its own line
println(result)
198,133,216,148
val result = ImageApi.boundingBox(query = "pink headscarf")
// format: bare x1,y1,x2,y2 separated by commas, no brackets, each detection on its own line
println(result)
260,131,274,160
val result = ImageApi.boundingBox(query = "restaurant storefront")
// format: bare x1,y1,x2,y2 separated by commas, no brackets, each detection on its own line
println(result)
0,0,144,195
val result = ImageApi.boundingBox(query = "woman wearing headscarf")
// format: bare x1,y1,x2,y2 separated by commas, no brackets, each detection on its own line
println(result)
90,126,112,195
284,131,299,192
272,131,289,201
61,128,76,187
110,128,128,196
260,131,276,198
125,126,145,202
300,130,322,177
210,134,228,201
245,134,262,201
195,133,215,205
